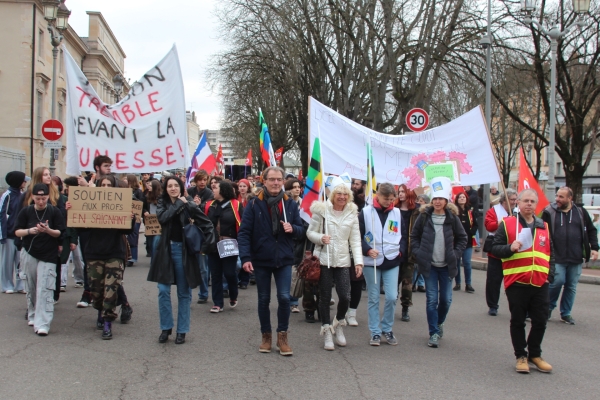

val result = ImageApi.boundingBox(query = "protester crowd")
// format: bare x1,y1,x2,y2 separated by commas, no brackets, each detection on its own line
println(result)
1,156,597,374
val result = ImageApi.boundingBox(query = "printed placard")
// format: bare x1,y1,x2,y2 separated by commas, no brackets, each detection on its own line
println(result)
132,200,143,223
68,187,132,228
144,214,162,235
217,239,239,258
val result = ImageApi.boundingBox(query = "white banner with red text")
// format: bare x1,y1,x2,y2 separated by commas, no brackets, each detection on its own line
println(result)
64,45,189,175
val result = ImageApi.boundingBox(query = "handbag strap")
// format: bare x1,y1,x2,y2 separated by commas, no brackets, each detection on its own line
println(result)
182,207,194,225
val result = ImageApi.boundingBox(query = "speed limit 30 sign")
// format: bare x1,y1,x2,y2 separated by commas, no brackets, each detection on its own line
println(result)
405,108,429,132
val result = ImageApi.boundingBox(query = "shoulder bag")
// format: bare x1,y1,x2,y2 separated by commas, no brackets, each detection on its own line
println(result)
297,217,325,283
183,208,204,254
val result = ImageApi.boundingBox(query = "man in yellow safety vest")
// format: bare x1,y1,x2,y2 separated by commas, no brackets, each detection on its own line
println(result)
491,188,555,374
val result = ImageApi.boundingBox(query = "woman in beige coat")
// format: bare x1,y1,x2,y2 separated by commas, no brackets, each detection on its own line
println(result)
307,179,364,350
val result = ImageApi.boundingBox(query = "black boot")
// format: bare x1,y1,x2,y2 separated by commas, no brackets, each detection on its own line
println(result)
175,333,186,344
102,321,112,340
120,303,133,323
401,306,410,322
96,309,104,330
158,328,172,343
305,311,316,323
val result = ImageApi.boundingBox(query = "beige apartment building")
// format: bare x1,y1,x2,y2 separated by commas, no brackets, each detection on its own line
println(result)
0,0,128,190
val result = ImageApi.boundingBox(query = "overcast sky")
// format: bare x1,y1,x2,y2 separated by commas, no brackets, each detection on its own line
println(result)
68,0,224,130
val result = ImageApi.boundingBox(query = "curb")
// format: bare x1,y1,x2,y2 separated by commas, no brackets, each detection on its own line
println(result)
471,259,600,285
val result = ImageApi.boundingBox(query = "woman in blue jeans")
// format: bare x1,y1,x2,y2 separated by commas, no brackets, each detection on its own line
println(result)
410,177,467,348
453,192,478,293
147,176,214,345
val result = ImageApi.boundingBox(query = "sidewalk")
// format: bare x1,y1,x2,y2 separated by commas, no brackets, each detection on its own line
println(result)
471,250,600,285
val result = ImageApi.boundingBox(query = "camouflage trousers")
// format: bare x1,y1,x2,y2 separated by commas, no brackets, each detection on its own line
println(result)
87,259,124,321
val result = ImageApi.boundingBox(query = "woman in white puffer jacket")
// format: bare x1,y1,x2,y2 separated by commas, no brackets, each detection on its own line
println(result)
307,179,363,350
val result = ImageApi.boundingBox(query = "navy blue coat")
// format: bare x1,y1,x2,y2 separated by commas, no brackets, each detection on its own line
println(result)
238,191,304,268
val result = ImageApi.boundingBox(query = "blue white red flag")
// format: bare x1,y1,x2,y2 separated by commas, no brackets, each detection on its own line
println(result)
186,131,216,187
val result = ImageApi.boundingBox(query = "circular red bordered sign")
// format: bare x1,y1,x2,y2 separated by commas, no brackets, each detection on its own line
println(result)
41,119,64,141
405,108,429,132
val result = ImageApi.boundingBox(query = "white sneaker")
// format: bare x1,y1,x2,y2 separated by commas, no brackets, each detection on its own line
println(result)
332,317,347,347
36,329,48,336
76,300,89,308
346,309,358,326
5,290,14,294
329,298,335,306
320,324,335,350
28,320,34,326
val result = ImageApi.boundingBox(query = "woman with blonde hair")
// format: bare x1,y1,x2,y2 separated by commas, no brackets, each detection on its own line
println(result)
23,167,64,213
307,177,363,350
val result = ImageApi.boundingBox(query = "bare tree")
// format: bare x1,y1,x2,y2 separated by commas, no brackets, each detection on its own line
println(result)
209,0,480,174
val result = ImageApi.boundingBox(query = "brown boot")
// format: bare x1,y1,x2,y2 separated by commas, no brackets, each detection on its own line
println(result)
529,357,552,373
259,332,272,353
516,356,530,374
276,331,293,356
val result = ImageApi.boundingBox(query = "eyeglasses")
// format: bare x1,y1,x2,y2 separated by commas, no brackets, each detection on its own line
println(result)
266,178,283,182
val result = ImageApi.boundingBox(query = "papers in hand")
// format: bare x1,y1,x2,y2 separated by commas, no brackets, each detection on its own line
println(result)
517,228,533,252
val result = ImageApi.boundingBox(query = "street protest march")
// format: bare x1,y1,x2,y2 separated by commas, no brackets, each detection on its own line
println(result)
64,45,190,175
308,97,501,188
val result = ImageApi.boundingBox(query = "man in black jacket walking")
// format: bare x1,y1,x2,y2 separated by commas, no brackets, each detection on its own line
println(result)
542,187,598,325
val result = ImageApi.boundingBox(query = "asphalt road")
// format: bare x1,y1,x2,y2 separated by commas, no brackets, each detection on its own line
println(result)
1,254,599,399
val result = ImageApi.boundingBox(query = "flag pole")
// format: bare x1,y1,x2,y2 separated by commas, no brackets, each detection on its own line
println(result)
318,124,330,269
368,132,377,285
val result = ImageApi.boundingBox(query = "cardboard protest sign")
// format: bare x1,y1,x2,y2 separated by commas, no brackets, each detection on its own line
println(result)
68,187,132,228
132,200,143,223
144,214,162,236
309,97,500,187
64,45,190,175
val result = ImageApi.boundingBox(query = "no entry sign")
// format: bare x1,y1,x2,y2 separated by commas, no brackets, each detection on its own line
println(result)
405,108,429,132
42,119,64,141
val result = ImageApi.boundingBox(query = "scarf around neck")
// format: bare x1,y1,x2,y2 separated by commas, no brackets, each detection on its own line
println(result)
264,189,284,236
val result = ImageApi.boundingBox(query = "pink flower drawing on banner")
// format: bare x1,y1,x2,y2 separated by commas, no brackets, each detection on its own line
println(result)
402,151,473,189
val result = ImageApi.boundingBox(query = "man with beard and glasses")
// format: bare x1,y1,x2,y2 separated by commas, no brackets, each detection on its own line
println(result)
542,187,598,325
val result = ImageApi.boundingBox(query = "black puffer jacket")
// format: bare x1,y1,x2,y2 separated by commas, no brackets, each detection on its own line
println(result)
410,203,468,279
147,197,215,288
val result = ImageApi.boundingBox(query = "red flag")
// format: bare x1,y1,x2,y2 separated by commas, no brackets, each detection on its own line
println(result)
274,147,284,166
245,149,252,166
518,149,550,214
216,144,224,164
298,169,303,181
452,186,466,203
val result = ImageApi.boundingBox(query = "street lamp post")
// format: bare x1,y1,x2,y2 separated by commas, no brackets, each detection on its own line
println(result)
520,0,590,200
43,0,70,175
478,0,492,250
113,73,124,102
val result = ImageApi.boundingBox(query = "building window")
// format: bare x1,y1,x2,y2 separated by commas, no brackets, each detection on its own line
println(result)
597,160,600,174
58,103,63,123
37,91,43,137
38,29,44,57
556,162,562,175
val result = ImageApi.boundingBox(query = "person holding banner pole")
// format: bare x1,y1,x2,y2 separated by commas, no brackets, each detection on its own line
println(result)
148,176,215,345
359,183,404,346
410,177,467,348
307,177,363,350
